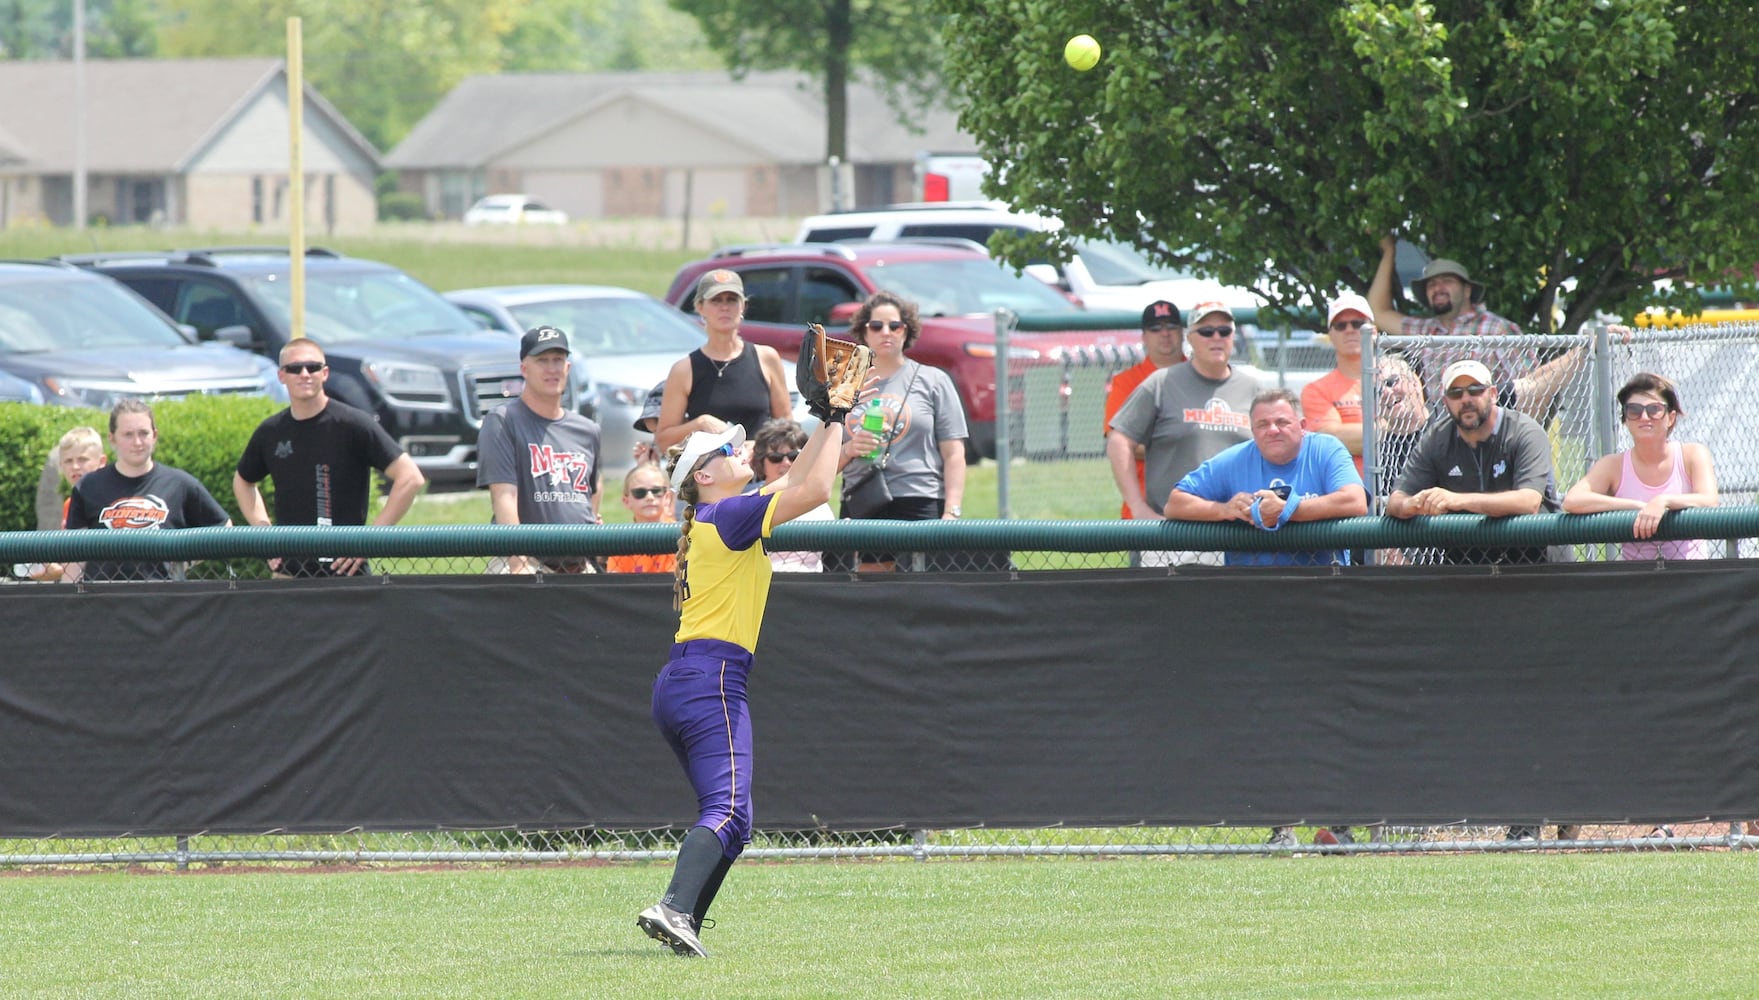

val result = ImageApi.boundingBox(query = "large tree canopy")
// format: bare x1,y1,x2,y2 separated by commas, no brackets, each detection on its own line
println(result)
669,0,947,160
938,1,1759,331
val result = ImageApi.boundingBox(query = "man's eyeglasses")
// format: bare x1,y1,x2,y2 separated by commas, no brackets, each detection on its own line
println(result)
764,451,801,463
866,320,908,332
1444,383,1492,400
1192,325,1234,338
280,362,326,374
1330,318,1368,331
627,486,669,499
1143,322,1182,334
1623,401,1670,420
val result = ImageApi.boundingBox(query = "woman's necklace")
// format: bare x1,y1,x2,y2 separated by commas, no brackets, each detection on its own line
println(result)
708,342,742,378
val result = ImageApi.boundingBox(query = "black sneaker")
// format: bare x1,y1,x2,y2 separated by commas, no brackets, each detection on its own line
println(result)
637,903,708,958
1505,825,1539,843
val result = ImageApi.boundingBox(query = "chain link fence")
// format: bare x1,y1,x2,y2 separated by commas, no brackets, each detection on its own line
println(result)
2,823,1754,869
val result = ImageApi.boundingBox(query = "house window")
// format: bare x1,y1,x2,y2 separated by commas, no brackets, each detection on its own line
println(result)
252,177,264,224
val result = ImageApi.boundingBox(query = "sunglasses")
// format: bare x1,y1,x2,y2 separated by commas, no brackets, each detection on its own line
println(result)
764,451,801,463
1330,318,1368,331
1191,325,1234,338
866,320,908,333
1444,383,1492,400
280,361,326,374
1143,322,1182,334
714,442,737,458
627,486,669,499
1623,401,1670,420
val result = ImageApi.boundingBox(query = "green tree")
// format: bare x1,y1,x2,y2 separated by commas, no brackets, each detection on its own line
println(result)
938,0,1759,332
1,0,158,58
668,0,948,160
158,0,519,151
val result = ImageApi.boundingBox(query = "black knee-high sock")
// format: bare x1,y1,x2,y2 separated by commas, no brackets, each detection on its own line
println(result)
660,827,725,916
692,854,736,930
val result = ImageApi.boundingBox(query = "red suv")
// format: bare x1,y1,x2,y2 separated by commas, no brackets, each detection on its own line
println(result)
664,242,1136,457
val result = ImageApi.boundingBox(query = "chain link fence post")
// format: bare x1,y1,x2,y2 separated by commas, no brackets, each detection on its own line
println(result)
994,307,1016,519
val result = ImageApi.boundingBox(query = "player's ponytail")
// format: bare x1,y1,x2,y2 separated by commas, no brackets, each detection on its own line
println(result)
665,442,699,612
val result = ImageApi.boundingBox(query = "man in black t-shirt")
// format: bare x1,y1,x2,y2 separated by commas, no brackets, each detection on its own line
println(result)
65,400,232,582
234,339,426,577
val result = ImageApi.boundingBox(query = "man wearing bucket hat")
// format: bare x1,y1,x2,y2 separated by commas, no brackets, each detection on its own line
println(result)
1367,235,1585,420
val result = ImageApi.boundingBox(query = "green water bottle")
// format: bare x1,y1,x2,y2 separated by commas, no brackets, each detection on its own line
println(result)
861,398,887,460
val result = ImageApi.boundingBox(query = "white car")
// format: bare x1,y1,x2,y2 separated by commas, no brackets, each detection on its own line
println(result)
462,194,568,227
445,285,706,477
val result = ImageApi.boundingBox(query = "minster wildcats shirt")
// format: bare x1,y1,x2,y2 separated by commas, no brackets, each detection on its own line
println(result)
65,463,230,581
476,398,603,525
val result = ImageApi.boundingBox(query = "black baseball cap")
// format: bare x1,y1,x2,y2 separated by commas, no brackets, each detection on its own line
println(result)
1141,300,1182,327
520,325,570,359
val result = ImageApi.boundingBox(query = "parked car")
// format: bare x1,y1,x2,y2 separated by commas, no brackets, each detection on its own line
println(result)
445,284,712,475
664,241,1141,458
68,247,541,484
463,194,568,227
0,260,281,409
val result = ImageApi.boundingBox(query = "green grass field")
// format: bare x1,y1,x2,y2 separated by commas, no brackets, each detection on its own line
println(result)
2,854,1754,998
0,225,703,297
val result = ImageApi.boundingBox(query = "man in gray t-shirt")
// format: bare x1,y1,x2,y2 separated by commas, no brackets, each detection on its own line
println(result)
1107,300,1262,517
477,325,603,573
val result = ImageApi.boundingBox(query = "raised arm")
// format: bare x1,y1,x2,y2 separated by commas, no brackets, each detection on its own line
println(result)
770,420,845,524
1366,234,1409,334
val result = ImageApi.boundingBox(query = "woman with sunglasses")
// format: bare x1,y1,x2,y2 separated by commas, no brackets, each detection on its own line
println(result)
747,418,831,572
835,290,969,571
1563,372,1718,560
636,414,846,958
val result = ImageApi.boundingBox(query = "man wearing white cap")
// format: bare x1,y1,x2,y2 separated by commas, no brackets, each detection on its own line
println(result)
1367,235,1584,420
1106,300,1260,536
1386,358,1560,566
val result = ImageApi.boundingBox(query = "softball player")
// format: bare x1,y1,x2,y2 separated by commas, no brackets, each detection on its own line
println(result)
637,415,846,958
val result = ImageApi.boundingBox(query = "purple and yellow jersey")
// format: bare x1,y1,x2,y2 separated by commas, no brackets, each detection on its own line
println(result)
674,490,779,652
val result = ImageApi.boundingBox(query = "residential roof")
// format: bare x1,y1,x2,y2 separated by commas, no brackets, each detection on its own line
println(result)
386,70,977,170
0,58,379,173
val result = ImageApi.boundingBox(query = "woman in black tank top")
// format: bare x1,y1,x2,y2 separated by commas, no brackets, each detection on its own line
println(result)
654,268,790,452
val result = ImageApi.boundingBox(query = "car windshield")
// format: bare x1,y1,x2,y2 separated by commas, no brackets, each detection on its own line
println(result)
1073,239,1201,287
508,295,706,356
244,270,476,343
0,275,190,354
867,258,1077,317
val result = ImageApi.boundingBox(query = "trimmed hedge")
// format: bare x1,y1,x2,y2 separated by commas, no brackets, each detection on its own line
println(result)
0,396,283,533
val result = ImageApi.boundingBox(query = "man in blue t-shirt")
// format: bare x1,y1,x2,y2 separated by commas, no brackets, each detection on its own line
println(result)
1165,388,1367,567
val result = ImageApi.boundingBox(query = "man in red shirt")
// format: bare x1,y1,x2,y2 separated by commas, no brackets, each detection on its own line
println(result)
1103,300,1184,518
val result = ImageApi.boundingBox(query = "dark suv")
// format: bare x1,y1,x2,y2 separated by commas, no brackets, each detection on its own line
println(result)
664,242,1136,457
70,247,534,484
0,260,280,408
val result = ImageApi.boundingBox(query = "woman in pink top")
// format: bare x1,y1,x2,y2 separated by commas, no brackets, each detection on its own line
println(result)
1563,372,1719,560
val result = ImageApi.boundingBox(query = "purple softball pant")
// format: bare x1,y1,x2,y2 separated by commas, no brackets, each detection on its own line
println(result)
652,638,754,860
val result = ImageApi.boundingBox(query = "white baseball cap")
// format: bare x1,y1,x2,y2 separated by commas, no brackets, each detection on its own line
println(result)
670,425,746,489
1441,359,1494,388
1326,292,1373,328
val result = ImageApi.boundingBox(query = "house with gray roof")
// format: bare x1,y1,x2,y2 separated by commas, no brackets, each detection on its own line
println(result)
386,70,978,220
0,58,380,230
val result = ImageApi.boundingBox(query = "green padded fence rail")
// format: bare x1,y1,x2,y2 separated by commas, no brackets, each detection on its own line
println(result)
3,508,1758,562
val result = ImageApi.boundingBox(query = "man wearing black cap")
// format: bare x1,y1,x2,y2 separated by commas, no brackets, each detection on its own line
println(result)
1103,299,1186,520
477,325,604,573
1367,234,1584,420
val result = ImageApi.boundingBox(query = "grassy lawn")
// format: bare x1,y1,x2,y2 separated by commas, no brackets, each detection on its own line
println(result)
0,226,705,297
0,854,1753,998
